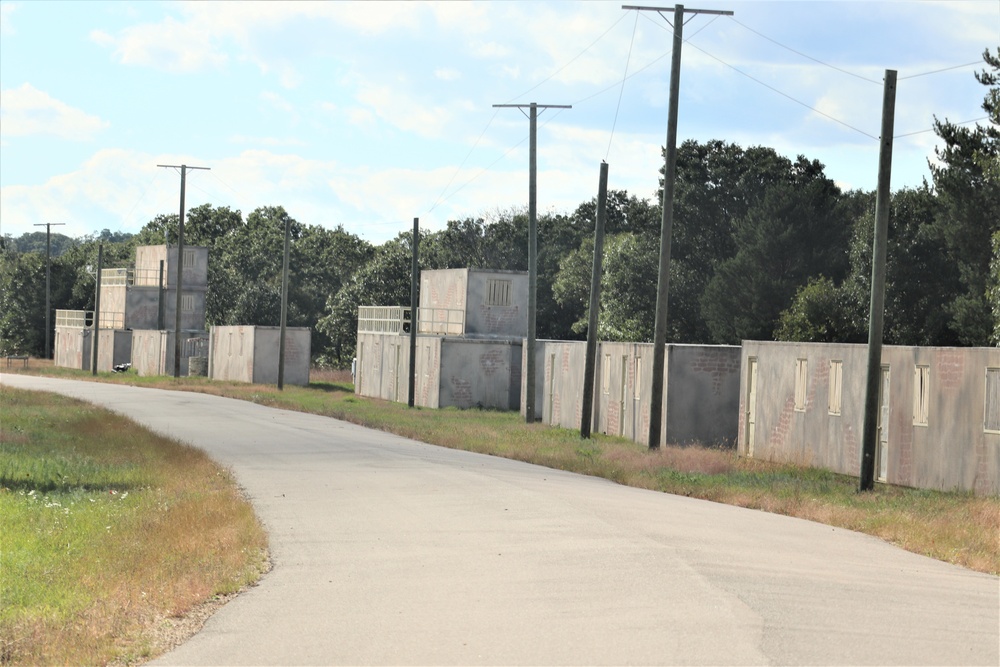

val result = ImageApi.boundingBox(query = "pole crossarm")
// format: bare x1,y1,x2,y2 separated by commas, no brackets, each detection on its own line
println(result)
156,164,211,172
623,5,733,26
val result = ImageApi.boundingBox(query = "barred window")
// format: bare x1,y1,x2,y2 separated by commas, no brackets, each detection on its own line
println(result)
485,279,512,306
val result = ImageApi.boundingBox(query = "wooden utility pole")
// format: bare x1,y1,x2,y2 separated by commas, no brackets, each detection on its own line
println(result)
33,222,65,360
859,69,897,492
581,162,609,438
408,217,419,408
92,243,103,375
493,102,572,423
157,163,210,378
278,213,291,390
623,4,733,449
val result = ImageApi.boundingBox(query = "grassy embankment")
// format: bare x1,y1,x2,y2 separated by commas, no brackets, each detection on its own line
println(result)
0,385,268,666
6,360,999,578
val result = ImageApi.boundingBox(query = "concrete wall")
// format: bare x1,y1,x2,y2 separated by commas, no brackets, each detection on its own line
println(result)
54,327,91,370
123,286,206,331
356,332,520,410
95,329,132,372
522,341,740,447
419,268,528,337
439,337,522,410
209,326,311,386
738,341,1000,495
465,269,528,337
131,329,206,377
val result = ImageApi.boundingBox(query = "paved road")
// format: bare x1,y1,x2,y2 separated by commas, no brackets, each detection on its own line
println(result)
4,375,998,666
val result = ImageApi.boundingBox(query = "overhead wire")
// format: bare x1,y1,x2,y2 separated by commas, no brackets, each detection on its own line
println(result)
427,107,501,214
726,16,882,85
606,11,641,161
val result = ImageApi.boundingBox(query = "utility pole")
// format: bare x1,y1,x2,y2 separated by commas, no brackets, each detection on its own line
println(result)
859,69,897,492
278,213,291,390
493,101,572,423
92,243,103,375
581,162,609,438
623,4,733,449
408,217,419,408
33,222,65,360
157,163,210,378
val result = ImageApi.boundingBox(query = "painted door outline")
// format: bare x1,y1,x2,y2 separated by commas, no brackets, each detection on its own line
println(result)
876,365,890,482
746,357,758,457
619,355,628,437
548,353,556,425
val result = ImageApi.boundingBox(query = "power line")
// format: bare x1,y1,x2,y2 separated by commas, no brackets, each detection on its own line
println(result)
895,116,990,139
727,16,881,85
607,11,641,160
501,12,629,105
427,107,501,214
899,60,983,80
685,40,879,140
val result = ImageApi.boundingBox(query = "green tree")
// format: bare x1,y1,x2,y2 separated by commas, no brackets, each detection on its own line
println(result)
928,47,1000,345
701,171,849,343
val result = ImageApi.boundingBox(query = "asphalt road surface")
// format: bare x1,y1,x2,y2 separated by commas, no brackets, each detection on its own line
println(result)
4,374,998,666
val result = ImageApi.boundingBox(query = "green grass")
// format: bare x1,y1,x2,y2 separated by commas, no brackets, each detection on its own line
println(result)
0,386,268,666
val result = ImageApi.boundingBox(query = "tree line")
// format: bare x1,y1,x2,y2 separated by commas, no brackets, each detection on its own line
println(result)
3,50,997,365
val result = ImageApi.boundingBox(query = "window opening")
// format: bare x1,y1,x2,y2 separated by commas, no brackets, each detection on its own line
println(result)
794,359,808,411
485,279,512,306
829,360,843,415
985,368,1000,433
913,365,930,426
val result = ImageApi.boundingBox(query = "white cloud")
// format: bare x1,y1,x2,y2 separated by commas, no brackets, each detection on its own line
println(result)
355,84,453,139
0,84,108,140
435,67,461,81
90,16,227,72
0,2,17,36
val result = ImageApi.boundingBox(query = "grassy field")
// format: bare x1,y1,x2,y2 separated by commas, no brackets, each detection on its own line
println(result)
0,385,269,666
5,360,998,579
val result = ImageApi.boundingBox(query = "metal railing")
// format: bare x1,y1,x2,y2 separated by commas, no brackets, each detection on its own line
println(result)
417,308,465,335
357,306,467,336
55,309,125,330
184,336,209,358
358,306,412,334
100,268,131,286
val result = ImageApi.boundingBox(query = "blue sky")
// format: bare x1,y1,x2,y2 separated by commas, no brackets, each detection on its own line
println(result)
1,1,996,244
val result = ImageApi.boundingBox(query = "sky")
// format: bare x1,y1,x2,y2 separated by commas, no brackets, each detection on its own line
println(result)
1,1,997,245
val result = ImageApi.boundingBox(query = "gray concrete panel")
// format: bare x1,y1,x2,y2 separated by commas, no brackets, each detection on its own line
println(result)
739,341,1000,494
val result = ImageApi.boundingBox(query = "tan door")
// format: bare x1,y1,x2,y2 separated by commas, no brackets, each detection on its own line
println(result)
619,355,628,437
746,358,758,457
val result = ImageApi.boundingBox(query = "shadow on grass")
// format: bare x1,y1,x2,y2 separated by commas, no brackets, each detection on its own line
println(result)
308,381,355,394
0,476,141,495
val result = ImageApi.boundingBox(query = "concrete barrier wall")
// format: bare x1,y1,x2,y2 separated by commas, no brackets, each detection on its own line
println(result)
54,327,91,370
439,338,522,410
523,341,741,447
131,330,203,376
666,345,742,446
96,329,132,372
209,326,311,386
356,332,519,410
465,270,528,337
739,341,1000,494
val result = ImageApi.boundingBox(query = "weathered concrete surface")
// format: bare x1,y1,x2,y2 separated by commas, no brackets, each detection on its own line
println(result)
3,374,997,667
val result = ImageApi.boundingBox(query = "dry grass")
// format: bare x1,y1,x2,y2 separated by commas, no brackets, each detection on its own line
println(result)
0,386,269,666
